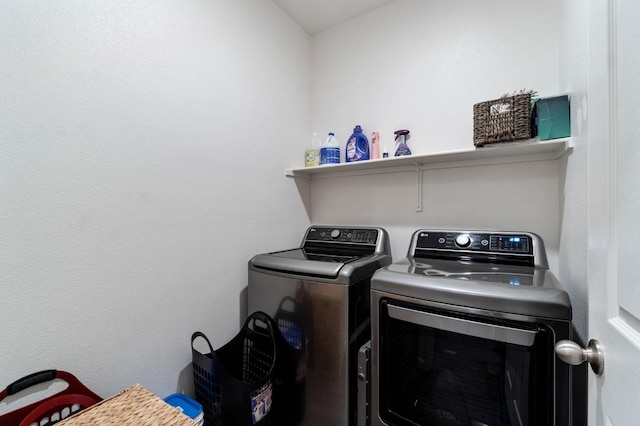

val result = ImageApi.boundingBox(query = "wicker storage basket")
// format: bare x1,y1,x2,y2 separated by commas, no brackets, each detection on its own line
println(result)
56,384,196,426
473,93,533,147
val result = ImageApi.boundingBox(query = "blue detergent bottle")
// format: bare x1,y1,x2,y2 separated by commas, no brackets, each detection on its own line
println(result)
345,125,370,162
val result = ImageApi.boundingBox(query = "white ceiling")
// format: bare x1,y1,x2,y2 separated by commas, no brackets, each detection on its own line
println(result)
272,0,396,35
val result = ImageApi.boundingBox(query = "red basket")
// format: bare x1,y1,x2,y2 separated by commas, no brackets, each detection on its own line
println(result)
0,370,102,426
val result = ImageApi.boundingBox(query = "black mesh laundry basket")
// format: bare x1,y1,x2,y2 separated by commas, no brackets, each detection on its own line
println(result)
192,312,276,426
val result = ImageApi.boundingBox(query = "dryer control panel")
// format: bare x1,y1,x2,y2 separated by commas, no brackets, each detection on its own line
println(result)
411,230,546,267
414,231,532,254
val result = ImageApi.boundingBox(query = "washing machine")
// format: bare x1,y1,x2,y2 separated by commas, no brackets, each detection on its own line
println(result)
248,225,392,426
363,229,577,426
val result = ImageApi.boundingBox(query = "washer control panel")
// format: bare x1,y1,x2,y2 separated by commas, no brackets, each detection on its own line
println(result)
306,227,379,245
415,231,533,255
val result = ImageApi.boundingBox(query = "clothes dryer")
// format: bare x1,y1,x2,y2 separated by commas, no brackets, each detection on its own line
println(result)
365,229,577,426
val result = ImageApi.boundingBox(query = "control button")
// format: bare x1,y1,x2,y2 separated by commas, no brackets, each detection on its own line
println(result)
331,229,341,239
455,234,471,248
438,237,446,244
481,239,489,246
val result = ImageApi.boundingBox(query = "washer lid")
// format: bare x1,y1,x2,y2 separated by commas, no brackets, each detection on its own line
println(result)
249,226,392,281
250,249,351,279
250,250,392,282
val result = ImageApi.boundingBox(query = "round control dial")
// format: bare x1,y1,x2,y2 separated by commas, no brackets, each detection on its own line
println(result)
330,229,342,239
455,234,471,248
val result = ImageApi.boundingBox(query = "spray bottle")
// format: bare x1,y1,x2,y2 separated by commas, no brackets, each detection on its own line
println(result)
394,129,412,156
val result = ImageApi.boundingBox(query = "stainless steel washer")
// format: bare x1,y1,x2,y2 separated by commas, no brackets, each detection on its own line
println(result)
366,229,577,426
249,225,392,426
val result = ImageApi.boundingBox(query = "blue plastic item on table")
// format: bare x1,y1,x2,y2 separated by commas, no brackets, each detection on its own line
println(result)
163,393,203,419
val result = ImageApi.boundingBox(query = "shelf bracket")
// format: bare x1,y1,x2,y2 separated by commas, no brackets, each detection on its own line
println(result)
415,164,423,212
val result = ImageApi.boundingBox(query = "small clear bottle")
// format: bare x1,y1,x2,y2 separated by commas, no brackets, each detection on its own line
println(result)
305,133,322,167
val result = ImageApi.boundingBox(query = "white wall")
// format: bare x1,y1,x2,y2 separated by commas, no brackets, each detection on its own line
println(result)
308,0,564,266
0,0,310,399
311,0,560,154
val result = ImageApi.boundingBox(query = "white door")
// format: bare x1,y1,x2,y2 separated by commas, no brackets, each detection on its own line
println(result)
587,0,640,424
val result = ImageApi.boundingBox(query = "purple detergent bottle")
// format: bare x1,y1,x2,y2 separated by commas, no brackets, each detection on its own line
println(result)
345,125,370,162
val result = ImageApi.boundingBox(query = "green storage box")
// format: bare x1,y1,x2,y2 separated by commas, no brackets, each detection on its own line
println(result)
536,95,571,140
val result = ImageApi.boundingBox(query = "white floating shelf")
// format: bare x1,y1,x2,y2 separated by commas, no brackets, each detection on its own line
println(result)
285,138,572,178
